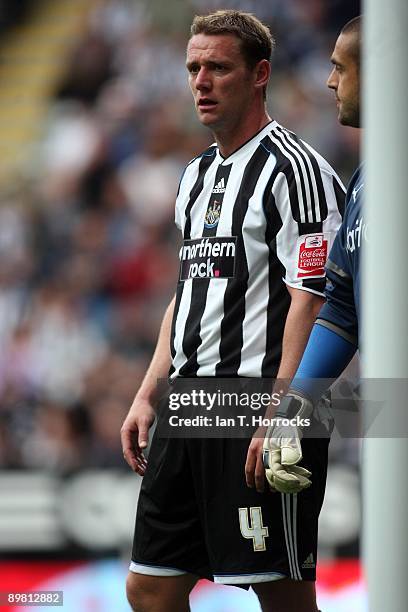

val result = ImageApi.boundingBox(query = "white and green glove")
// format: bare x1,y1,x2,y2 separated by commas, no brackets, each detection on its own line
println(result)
262,391,313,494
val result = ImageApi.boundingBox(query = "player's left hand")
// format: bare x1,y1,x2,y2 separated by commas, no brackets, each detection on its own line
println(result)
262,392,313,494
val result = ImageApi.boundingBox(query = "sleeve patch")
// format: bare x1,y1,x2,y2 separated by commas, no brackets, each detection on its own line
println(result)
297,233,329,278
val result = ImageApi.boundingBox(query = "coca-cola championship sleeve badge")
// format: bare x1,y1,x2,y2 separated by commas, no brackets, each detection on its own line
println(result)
296,233,331,278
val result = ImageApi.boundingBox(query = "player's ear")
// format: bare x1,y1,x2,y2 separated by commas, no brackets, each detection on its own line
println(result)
254,59,270,91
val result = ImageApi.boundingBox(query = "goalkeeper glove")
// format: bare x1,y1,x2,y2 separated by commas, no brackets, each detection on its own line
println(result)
262,391,313,494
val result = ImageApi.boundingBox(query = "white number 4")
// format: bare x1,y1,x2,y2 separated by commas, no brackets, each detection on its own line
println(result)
239,507,269,551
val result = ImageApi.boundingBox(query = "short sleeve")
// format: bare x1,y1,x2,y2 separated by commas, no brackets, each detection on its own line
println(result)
271,167,344,297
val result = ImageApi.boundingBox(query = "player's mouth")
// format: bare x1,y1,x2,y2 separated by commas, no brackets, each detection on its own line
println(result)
197,97,218,111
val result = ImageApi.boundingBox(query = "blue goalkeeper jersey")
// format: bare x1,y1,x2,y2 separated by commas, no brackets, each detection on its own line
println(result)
316,165,364,346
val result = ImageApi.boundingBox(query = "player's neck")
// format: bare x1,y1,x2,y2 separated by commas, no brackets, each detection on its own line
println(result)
215,111,272,159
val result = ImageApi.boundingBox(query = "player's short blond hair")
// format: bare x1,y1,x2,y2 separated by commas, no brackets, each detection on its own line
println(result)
190,9,275,69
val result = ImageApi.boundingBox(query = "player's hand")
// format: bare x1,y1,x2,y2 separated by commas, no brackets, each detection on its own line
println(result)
262,392,313,494
121,398,155,475
245,429,268,493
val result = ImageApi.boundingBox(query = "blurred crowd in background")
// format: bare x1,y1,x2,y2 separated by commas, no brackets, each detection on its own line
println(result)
0,0,360,471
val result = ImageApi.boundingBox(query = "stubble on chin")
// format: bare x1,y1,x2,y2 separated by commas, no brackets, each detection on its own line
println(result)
339,108,359,128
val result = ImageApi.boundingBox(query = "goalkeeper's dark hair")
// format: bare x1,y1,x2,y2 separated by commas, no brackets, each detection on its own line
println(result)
341,16,361,68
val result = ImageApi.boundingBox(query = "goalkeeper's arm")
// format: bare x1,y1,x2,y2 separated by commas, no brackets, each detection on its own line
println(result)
263,322,356,494
290,319,357,401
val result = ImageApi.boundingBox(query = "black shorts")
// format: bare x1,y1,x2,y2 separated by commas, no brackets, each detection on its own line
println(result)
130,426,329,584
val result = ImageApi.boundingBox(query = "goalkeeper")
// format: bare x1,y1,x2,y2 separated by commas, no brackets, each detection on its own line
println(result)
263,16,362,494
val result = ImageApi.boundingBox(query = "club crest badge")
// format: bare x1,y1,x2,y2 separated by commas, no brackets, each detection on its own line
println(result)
204,199,222,229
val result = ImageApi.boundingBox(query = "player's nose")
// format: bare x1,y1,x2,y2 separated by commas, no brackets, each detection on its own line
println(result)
195,67,211,91
327,68,337,90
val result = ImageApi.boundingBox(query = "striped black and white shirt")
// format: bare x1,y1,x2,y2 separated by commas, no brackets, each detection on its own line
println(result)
170,120,345,379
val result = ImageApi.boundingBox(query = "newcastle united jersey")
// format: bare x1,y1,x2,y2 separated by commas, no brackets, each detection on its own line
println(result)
170,120,345,378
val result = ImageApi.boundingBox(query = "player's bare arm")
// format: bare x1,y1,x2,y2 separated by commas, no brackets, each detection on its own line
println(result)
245,286,324,492
121,295,175,475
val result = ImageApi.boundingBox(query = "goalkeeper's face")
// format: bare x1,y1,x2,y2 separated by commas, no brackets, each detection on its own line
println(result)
327,32,360,128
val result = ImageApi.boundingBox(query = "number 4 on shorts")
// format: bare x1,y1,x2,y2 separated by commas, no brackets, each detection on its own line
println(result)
239,507,269,551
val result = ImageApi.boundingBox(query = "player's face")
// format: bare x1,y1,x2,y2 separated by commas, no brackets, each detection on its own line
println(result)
186,33,259,132
327,32,360,128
